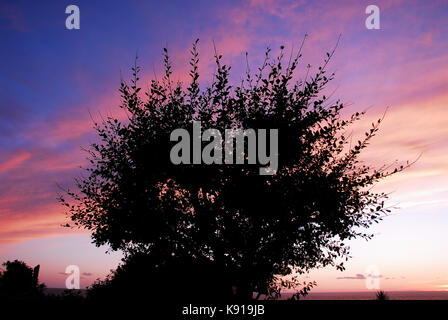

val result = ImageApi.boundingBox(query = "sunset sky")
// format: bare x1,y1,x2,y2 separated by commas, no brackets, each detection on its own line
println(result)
1,0,447,291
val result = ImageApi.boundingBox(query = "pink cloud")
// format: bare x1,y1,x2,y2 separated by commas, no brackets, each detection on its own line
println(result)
0,152,31,174
0,203,85,245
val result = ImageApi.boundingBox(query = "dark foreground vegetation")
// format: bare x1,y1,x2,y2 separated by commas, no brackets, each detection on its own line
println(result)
1,259,446,319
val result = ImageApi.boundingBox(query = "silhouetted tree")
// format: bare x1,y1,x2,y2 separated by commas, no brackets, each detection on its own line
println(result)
60,38,408,300
0,260,45,297
376,290,389,301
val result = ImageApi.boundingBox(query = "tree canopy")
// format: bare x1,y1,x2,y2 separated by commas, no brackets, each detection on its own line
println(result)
60,38,407,300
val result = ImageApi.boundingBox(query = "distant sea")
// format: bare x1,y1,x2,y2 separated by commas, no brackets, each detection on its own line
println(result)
45,288,448,300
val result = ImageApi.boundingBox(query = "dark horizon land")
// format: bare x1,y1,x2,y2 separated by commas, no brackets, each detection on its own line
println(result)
1,0,448,317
